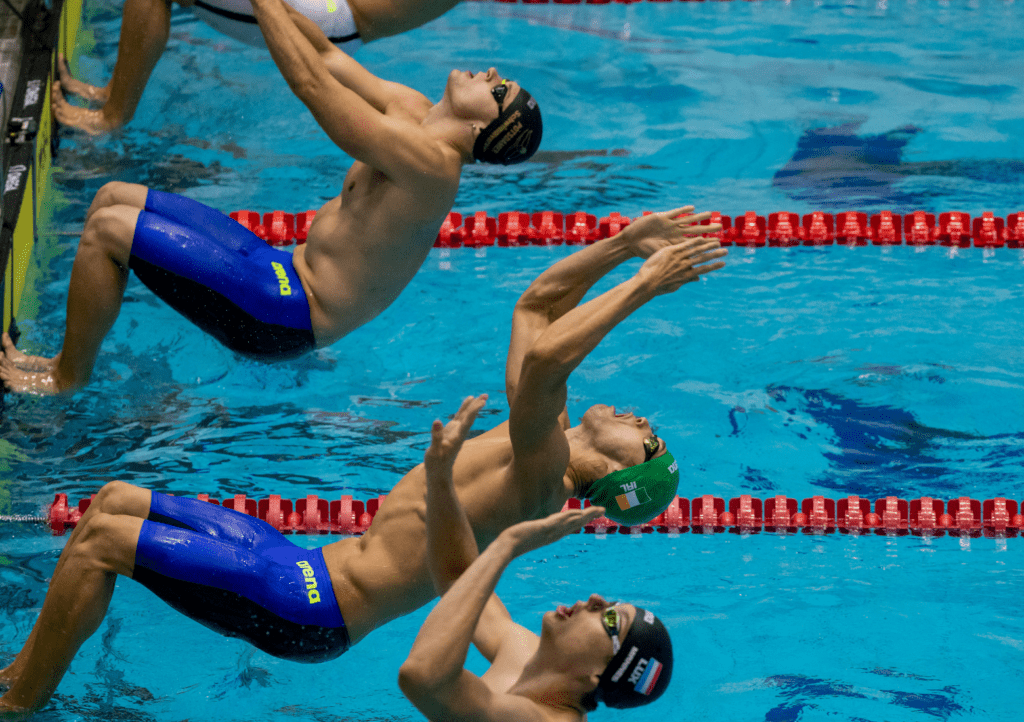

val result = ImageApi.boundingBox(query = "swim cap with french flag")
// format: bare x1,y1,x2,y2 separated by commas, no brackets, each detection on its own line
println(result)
585,451,679,526
594,606,673,709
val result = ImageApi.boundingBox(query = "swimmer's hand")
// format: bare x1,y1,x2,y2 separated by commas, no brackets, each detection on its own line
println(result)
424,394,487,484
623,205,723,259
637,234,727,295
501,506,606,557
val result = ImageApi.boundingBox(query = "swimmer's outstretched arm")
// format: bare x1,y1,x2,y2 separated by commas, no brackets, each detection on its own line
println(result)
278,1,429,113
401,501,603,722
252,0,437,177
424,394,488,594
505,226,727,497
504,206,721,400
422,394,541,663
501,208,725,499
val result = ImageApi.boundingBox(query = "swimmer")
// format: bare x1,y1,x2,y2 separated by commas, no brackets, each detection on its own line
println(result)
0,208,721,716
52,0,472,134
401,394,673,720
2,0,543,394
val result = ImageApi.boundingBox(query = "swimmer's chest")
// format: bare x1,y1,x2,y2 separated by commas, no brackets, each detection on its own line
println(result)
340,156,457,215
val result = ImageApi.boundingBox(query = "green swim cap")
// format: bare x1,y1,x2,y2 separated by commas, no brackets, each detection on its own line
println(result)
585,452,680,526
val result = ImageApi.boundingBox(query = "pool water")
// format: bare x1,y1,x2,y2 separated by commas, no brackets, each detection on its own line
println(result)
3,0,1024,720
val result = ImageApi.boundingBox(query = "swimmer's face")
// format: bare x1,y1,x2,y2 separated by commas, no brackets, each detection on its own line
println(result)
540,595,637,669
445,68,522,125
578,404,667,469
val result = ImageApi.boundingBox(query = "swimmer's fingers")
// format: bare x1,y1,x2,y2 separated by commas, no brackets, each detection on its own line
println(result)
663,205,696,220
676,224,722,241
629,208,709,257
506,506,605,556
696,247,729,270
638,241,728,294
688,245,729,277
424,395,488,475
448,394,487,441
671,209,721,240
681,235,726,253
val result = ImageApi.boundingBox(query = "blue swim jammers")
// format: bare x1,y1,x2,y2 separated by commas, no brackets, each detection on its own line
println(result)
133,493,349,663
128,190,315,361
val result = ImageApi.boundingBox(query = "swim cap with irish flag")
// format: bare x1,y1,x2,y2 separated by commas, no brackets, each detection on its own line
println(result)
585,452,680,526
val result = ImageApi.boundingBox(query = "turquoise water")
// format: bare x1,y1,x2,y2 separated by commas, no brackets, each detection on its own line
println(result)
3,0,1024,720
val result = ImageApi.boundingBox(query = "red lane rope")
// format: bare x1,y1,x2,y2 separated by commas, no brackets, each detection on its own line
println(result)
230,209,1024,249
480,0,759,4
43,492,1024,537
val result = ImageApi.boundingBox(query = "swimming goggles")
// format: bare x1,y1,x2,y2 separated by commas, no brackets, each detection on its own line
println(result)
492,79,510,113
603,605,622,654
643,435,661,463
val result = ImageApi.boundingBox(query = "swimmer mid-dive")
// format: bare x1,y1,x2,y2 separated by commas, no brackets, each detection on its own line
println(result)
52,0,473,134
401,393,673,721
0,209,719,717
2,0,542,395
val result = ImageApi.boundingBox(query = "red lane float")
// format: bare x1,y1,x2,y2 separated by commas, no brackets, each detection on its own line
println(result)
233,209,1024,249
484,0,784,4
44,493,1024,538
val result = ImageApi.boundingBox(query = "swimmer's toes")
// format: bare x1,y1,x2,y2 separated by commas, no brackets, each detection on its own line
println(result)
1,338,55,371
51,103,108,136
0,354,49,394
0,365,59,395
54,57,108,102
57,53,71,81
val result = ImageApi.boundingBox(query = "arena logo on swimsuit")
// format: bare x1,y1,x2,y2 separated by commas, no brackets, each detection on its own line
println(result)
295,560,322,604
271,261,292,296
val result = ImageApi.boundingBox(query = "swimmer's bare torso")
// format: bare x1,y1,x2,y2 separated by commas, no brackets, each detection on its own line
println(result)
293,108,460,346
258,0,469,347
322,418,574,644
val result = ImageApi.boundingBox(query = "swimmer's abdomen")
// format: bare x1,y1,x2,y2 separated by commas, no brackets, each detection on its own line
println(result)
190,0,361,49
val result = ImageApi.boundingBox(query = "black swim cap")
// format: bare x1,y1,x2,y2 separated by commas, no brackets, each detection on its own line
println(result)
472,88,542,165
594,606,673,709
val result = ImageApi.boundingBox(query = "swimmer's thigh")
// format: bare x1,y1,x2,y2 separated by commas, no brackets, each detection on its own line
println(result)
132,521,348,661
144,189,263,255
147,492,290,554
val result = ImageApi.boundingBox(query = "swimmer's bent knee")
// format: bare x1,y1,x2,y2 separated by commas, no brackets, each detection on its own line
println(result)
93,480,151,517
91,182,148,212
81,206,140,260
73,512,142,574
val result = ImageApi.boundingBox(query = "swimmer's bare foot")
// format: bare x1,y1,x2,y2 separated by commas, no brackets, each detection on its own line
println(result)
55,54,109,103
0,697,35,721
51,82,120,136
0,351,63,395
1,334,55,372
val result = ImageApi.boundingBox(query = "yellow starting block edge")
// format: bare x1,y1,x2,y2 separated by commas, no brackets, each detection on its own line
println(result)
2,0,82,339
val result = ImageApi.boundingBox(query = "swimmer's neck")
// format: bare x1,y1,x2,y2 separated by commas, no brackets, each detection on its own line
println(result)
421,98,475,163
506,654,589,718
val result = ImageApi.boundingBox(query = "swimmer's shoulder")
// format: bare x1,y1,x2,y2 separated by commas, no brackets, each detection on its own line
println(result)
384,91,434,123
